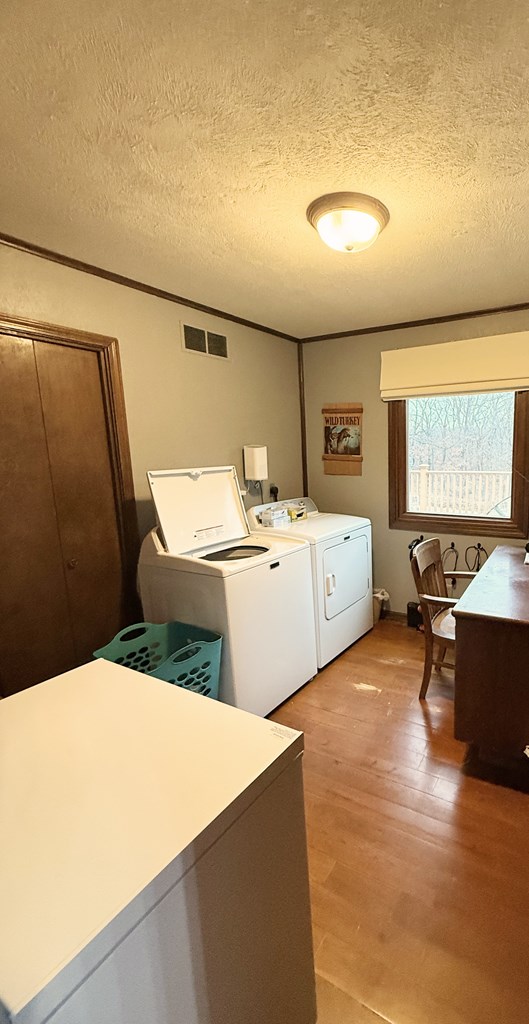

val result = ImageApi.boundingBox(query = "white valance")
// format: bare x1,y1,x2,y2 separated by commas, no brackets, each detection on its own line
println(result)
380,333,529,400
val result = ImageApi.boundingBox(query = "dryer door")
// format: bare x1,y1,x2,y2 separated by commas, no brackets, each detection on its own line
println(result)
323,533,370,620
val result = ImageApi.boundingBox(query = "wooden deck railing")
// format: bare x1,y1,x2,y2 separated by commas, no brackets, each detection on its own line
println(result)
409,466,511,516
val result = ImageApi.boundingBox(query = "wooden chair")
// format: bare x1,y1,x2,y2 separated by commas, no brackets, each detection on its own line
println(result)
410,538,476,700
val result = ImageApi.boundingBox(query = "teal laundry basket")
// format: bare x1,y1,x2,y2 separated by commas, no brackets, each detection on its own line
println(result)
93,621,222,699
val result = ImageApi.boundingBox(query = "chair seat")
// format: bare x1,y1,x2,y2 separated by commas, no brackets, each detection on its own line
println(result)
431,607,456,644
411,538,476,699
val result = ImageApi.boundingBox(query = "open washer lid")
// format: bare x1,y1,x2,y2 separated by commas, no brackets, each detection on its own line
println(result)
147,466,250,554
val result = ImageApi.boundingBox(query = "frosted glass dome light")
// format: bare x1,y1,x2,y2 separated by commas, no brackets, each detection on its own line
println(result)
307,192,390,254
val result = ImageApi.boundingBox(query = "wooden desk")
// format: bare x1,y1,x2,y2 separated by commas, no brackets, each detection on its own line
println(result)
453,545,529,753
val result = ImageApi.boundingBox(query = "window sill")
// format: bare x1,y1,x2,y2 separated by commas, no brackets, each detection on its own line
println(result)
389,510,527,539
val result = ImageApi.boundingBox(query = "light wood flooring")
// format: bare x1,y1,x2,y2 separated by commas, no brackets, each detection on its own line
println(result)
271,618,529,1024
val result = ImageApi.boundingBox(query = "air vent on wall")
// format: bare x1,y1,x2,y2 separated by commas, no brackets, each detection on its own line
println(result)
182,323,228,359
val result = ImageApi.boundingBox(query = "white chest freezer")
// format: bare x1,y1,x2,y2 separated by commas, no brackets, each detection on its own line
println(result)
0,660,316,1024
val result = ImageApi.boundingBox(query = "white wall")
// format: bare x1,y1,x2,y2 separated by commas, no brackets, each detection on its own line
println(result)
0,246,302,537
303,312,529,613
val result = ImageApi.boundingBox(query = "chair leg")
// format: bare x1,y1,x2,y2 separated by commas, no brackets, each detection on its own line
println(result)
435,644,447,672
419,638,434,700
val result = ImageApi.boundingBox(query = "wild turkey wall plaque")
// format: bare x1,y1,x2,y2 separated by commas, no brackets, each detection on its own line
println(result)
322,403,363,476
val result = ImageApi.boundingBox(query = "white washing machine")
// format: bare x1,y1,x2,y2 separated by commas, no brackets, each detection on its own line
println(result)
248,499,373,669
138,467,317,717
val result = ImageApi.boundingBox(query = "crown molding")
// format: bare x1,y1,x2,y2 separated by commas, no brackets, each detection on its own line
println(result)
300,301,529,342
0,232,298,343
2,231,529,344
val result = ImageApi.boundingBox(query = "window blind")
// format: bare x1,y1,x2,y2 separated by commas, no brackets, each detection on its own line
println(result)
380,333,529,400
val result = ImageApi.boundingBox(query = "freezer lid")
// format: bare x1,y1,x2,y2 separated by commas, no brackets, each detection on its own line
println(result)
147,466,250,554
0,661,303,1019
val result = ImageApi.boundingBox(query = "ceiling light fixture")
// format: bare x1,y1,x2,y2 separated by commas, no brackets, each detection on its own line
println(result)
306,192,390,254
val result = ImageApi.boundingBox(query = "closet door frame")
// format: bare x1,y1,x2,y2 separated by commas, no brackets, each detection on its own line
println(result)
0,311,139,601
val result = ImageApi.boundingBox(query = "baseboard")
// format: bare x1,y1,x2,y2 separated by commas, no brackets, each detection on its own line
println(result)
383,611,407,623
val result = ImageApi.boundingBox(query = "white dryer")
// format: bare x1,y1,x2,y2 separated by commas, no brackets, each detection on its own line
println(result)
248,499,373,669
138,468,317,717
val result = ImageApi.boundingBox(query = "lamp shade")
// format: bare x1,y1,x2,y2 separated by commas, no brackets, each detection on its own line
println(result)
307,192,390,253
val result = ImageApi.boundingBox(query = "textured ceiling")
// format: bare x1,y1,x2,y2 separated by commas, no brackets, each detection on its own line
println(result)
2,0,529,337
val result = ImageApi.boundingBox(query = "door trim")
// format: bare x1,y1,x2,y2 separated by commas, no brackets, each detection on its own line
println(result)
0,312,140,611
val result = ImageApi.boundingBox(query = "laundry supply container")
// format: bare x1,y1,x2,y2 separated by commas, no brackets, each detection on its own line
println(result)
94,621,222,699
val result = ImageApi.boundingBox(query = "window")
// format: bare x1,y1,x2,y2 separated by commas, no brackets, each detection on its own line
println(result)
388,390,529,537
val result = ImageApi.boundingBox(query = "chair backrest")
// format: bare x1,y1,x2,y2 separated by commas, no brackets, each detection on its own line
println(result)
410,538,447,636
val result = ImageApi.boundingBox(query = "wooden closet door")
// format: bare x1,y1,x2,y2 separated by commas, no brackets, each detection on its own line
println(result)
0,335,76,694
1,315,138,697
34,342,126,666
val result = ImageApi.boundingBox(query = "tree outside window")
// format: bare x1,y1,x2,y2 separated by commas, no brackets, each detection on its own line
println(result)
388,391,529,538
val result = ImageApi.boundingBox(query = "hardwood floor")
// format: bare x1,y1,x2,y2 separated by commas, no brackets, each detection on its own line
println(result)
271,619,529,1024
